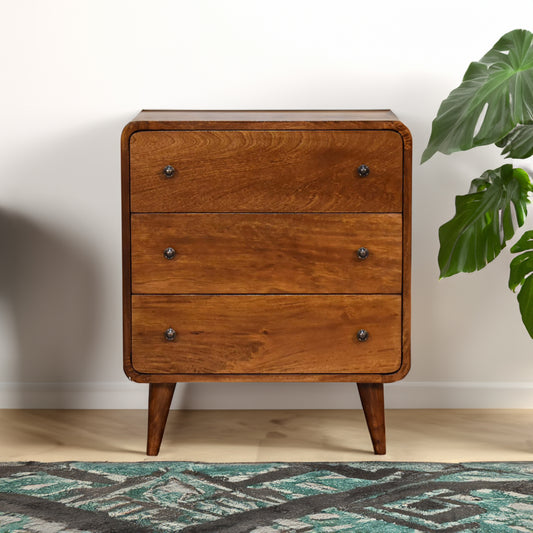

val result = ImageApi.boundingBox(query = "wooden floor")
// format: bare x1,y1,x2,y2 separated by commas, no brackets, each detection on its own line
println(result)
1,409,532,463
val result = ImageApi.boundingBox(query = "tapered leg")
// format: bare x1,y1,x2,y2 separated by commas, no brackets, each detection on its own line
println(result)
357,383,386,455
147,383,176,456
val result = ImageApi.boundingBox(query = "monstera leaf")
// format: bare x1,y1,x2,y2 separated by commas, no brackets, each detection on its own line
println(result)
422,29,533,163
509,231,533,338
439,164,532,278
497,124,533,159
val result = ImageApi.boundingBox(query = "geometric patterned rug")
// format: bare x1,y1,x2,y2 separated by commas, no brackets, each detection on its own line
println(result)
0,462,532,532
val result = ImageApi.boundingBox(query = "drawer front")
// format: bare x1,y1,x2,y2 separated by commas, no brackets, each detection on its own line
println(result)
131,213,402,294
129,130,403,212
131,295,402,374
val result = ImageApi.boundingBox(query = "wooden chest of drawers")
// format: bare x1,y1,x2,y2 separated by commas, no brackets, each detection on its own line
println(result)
121,110,412,456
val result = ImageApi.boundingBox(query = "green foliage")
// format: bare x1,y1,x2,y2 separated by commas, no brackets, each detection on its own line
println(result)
497,124,533,159
509,232,533,338
422,29,533,163
422,29,533,339
439,165,532,278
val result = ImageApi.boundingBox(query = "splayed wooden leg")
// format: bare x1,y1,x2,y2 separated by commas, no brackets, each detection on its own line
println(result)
147,383,176,456
357,383,386,455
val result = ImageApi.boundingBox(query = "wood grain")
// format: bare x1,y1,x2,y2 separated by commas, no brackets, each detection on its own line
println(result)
131,295,402,375
357,383,386,455
121,121,133,387
147,383,176,456
129,130,403,212
400,125,413,382
131,213,402,294
122,372,405,384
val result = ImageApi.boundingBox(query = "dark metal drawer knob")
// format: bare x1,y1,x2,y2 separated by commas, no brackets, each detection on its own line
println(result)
163,165,175,178
164,328,177,342
356,247,369,260
163,247,176,260
357,164,370,177
355,329,369,342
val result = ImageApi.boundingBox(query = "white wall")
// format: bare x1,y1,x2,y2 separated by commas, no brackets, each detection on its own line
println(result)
1,0,533,409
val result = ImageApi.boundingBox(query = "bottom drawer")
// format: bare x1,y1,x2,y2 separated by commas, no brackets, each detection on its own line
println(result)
131,295,402,375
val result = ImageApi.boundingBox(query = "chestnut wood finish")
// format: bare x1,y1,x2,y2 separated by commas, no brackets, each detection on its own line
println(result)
131,295,402,375
147,383,176,456
357,383,386,455
121,110,412,456
131,214,402,294
130,130,403,213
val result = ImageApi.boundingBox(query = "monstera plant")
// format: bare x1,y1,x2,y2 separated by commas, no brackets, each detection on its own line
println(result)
422,28,533,338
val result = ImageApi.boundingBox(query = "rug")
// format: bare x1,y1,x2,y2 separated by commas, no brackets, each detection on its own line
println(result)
0,462,532,532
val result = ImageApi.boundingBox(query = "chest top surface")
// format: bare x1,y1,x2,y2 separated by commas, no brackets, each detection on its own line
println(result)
122,109,410,133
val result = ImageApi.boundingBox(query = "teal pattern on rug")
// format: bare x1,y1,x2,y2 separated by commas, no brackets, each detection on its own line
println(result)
0,461,532,532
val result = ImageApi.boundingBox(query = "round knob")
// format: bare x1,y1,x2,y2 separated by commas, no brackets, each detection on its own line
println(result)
163,247,176,260
357,164,370,177
163,165,175,178
164,327,177,342
355,329,369,342
356,247,369,260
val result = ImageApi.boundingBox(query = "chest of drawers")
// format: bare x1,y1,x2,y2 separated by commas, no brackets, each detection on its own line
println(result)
121,110,412,456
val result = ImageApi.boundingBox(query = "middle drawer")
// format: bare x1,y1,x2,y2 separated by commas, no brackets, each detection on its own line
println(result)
131,213,402,294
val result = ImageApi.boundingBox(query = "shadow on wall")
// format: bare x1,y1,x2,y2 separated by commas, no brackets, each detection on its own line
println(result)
0,209,100,406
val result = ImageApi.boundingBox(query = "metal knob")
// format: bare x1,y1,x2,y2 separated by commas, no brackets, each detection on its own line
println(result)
164,328,177,342
163,165,175,178
357,164,370,177
356,247,369,260
355,329,369,342
163,247,176,260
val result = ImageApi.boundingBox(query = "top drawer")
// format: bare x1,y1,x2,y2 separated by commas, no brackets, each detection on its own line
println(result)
129,130,403,212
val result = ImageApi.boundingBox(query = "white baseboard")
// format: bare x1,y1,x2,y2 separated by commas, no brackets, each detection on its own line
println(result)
1,381,533,409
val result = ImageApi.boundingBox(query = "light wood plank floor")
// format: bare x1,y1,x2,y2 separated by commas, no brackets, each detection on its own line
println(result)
1,409,532,463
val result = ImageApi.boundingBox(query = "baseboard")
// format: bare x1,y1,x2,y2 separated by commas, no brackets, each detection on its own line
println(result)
1,381,533,409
